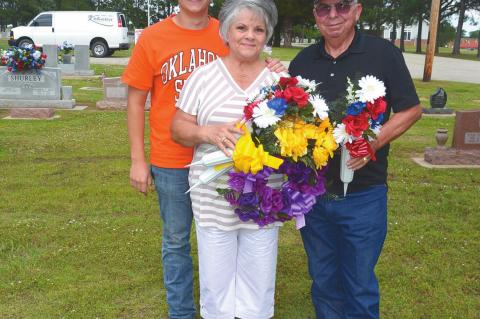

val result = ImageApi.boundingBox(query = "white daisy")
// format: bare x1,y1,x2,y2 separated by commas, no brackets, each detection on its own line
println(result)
371,124,382,137
356,75,386,103
295,75,318,92
333,123,354,145
252,100,281,128
32,50,41,60
309,94,329,120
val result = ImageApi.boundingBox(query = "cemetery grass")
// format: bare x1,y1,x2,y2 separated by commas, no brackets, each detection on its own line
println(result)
271,46,479,62
1,77,479,317
0,105,479,318
0,38,8,50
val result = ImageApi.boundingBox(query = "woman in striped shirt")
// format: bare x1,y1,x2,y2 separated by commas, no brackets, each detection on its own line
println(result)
172,0,282,318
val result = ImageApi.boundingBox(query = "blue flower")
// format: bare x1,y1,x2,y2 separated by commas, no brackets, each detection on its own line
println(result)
371,113,384,128
267,97,288,116
346,101,366,116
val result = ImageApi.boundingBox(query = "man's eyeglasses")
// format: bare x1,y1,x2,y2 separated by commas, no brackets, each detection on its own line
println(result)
314,1,355,18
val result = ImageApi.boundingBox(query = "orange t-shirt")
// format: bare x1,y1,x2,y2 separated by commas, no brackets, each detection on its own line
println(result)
122,16,229,168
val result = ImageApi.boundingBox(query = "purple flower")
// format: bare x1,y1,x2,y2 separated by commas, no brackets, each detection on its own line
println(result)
228,172,246,192
259,187,273,213
235,208,251,222
271,189,284,212
238,193,258,207
224,190,239,205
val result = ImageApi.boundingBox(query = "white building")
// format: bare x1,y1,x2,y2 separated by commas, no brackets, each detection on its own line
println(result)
383,20,430,41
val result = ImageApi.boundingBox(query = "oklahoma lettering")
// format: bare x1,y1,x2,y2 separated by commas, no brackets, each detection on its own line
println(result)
159,48,219,100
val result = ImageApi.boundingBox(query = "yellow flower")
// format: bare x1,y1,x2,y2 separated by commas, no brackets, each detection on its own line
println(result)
313,132,338,168
313,146,330,168
274,125,308,161
233,127,283,174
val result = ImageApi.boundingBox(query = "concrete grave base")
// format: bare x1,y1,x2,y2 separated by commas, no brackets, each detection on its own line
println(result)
422,107,454,115
0,99,76,109
9,108,56,119
412,157,480,169
96,100,151,110
424,147,480,165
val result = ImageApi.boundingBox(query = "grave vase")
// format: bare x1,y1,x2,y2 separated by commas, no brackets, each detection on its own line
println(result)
63,54,72,64
435,128,448,148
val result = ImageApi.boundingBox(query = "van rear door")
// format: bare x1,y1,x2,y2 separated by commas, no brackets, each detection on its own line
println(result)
117,13,128,42
27,13,55,46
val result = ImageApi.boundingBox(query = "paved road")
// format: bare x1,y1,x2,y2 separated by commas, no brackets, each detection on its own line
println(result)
91,53,480,84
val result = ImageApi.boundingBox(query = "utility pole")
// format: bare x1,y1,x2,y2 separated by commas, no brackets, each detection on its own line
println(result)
147,0,151,26
423,0,441,81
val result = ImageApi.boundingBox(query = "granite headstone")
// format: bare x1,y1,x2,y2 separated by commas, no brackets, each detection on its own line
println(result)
424,110,480,165
96,77,151,110
0,66,75,109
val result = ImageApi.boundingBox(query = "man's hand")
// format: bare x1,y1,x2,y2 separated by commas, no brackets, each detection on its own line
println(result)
265,56,287,74
130,160,153,195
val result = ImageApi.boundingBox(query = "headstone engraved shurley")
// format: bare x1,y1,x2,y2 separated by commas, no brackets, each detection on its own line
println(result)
424,110,480,165
423,88,454,115
96,77,151,110
0,67,76,109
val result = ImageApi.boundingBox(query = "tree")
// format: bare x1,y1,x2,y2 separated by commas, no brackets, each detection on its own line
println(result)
437,20,456,46
452,0,467,55
273,0,313,47
359,0,390,36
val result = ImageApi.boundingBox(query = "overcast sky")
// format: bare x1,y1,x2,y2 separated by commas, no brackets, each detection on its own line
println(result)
450,10,480,33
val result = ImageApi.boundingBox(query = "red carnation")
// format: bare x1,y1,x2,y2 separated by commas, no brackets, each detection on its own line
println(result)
274,89,284,98
342,112,370,137
279,77,298,88
346,138,376,160
283,86,309,108
367,97,387,120
244,100,260,120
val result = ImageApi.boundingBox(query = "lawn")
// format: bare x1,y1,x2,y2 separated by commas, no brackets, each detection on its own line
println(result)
271,44,480,62
0,61,479,318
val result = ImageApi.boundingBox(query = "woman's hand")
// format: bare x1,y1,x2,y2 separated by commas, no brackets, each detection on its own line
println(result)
201,122,244,157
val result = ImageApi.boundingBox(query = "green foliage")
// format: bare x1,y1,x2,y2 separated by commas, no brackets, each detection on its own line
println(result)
438,21,457,47
469,30,480,38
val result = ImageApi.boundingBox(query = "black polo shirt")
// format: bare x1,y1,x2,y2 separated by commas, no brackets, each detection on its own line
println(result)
289,31,420,196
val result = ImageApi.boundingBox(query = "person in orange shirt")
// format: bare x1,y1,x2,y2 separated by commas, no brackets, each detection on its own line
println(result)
122,1,284,318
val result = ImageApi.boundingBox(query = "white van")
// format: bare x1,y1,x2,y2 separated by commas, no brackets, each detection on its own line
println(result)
9,11,130,58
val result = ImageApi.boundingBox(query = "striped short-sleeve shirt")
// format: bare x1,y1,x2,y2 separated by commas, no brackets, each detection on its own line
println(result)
176,59,283,231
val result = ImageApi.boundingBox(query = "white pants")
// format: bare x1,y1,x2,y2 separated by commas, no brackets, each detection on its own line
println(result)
195,224,279,319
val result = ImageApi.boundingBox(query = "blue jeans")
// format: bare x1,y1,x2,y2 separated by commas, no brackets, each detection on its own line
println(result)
151,166,195,319
301,185,388,319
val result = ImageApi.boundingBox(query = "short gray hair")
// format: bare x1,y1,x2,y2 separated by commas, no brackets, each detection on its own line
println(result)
314,0,357,5
219,0,278,43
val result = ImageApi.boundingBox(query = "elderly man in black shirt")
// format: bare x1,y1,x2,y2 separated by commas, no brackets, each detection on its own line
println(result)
289,1,422,318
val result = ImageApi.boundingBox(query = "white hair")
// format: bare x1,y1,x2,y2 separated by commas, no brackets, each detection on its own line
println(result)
219,0,278,43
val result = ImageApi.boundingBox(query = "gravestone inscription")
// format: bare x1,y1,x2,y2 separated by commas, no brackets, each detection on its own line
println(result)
0,66,75,109
453,110,480,150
